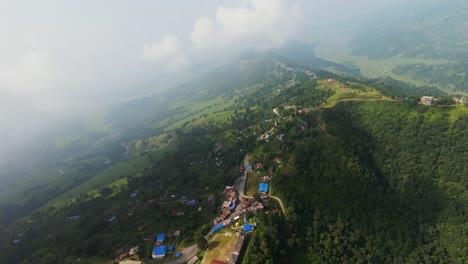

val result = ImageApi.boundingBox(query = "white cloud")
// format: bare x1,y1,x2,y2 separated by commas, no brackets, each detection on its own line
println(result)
0,51,55,96
142,34,182,61
190,0,304,50
0,51,63,112
142,34,189,70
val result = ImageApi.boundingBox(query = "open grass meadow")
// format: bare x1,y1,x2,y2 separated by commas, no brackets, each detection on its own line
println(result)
42,156,149,208
203,232,240,264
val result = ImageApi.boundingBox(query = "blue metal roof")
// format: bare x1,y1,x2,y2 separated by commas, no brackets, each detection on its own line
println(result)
259,183,269,193
244,224,254,232
175,252,182,257
156,233,165,241
152,246,167,255
212,223,224,233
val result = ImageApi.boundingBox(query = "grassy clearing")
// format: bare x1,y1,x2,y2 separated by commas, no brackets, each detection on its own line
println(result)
448,104,468,123
245,172,261,196
42,157,148,208
203,232,240,264
317,79,389,107
155,97,236,132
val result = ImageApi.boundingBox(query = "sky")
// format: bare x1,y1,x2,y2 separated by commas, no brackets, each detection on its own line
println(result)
0,0,423,171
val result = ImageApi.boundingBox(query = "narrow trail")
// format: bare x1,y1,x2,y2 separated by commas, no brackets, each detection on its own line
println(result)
269,195,285,215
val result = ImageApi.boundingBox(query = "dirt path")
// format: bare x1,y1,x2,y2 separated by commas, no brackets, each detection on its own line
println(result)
164,245,198,264
237,154,252,199
273,108,280,116
269,195,285,215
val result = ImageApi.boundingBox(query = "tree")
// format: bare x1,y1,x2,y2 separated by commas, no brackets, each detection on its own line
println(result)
197,237,207,250
254,192,262,202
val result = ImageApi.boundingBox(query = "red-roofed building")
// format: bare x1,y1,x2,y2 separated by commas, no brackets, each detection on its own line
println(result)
254,163,264,169
211,260,228,264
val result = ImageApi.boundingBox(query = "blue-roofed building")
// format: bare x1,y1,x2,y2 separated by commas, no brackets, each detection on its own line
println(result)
212,223,224,233
229,201,236,210
175,252,182,258
156,233,165,243
152,246,167,259
246,164,253,170
187,199,196,205
167,245,174,253
243,224,255,232
259,183,269,193
180,195,187,200
108,216,117,222
265,118,271,122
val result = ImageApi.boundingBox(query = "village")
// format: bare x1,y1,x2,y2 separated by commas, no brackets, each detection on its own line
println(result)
110,153,282,264
109,126,284,264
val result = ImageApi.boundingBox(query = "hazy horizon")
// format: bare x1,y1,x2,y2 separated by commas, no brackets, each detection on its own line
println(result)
0,0,436,173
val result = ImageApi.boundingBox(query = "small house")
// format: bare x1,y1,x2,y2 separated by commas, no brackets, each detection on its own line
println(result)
187,199,196,205
129,246,138,256
167,245,174,253
420,96,434,105
152,246,167,259
259,183,269,193
254,163,264,169
212,223,224,233
211,260,228,264
243,224,255,232
156,233,165,244
222,201,231,209
118,252,129,260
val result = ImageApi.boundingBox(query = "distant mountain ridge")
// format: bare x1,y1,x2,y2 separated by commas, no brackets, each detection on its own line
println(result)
350,0,468,60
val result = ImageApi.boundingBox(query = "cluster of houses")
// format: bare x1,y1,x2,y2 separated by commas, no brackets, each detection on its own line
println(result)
419,96,467,105
151,233,177,259
213,188,237,227
211,187,264,235
277,63,317,80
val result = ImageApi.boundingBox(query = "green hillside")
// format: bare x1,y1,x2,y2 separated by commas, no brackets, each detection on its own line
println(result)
270,101,467,263
1,54,467,263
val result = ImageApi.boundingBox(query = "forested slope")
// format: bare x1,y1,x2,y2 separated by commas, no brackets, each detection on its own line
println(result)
273,101,467,263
